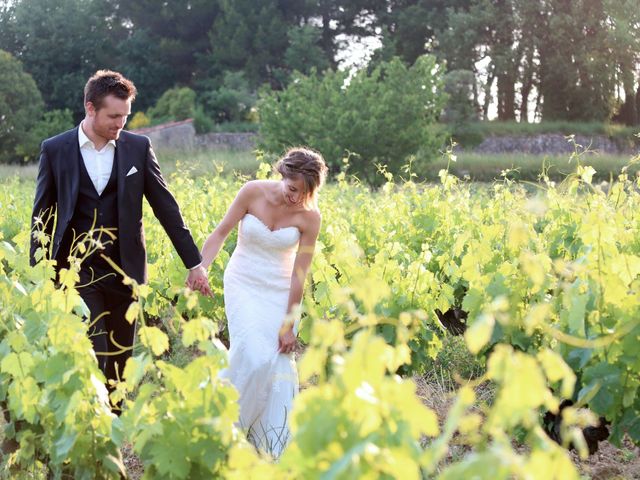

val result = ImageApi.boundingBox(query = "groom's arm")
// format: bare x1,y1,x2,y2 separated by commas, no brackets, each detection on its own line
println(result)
142,141,201,269
30,143,56,266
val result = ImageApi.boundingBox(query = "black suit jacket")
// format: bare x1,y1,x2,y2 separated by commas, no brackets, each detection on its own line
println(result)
30,127,201,284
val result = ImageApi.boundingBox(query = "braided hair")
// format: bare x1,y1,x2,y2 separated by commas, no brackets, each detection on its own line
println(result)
275,147,327,209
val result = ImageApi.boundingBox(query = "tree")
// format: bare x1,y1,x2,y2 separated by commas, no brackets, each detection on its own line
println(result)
0,0,123,120
301,0,387,66
148,87,197,123
285,25,332,75
375,0,640,123
17,109,74,161
0,50,44,163
442,69,477,125
206,0,305,89
112,29,179,112
440,0,544,121
537,0,616,121
372,0,473,66
258,55,448,184
204,0,378,90
201,72,256,123
109,0,220,110
607,0,640,126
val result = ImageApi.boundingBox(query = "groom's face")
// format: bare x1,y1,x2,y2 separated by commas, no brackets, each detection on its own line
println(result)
87,94,132,141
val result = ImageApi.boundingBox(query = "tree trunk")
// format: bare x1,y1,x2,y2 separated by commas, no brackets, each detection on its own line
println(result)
497,72,516,121
321,12,337,69
636,83,640,126
617,68,638,125
472,69,481,119
483,66,495,120
519,49,535,123
534,82,543,121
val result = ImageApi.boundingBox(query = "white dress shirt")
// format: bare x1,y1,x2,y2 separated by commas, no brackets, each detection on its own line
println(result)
78,123,116,196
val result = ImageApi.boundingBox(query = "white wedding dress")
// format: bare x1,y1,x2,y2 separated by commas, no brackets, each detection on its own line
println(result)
221,213,300,457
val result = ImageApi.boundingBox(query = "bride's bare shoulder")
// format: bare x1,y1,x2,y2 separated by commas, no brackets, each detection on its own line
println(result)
300,208,322,233
239,180,271,197
241,179,279,194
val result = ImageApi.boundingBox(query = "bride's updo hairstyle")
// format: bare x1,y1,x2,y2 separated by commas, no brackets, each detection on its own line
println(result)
275,147,328,209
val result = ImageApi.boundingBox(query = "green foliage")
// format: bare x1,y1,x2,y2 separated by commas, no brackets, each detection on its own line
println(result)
426,151,640,183
425,335,485,382
112,29,176,113
192,106,214,134
536,0,618,121
112,1,219,111
201,71,256,124
0,0,122,118
206,0,291,89
128,111,151,130
208,122,259,133
283,329,439,479
442,69,478,126
372,0,472,67
259,55,448,183
148,87,197,123
206,0,333,90
2,0,639,125
118,318,241,478
15,109,74,163
3,150,640,476
284,25,331,75
0,231,125,477
0,50,44,164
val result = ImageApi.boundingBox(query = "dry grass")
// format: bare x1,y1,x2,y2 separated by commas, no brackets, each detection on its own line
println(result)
0,163,38,182
0,148,261,185
157,147,261,178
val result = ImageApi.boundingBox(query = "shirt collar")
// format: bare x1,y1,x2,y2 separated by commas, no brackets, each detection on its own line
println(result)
78,122,116,150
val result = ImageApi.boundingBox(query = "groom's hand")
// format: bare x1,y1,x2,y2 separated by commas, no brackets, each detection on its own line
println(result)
186,266,213,297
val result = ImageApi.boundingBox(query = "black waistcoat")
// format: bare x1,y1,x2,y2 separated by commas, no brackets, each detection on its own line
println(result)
60,147,121,272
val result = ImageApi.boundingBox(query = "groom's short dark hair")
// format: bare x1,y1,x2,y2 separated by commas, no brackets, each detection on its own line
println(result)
84,70,137,110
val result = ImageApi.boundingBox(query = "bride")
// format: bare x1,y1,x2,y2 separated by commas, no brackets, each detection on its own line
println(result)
193,147,327,456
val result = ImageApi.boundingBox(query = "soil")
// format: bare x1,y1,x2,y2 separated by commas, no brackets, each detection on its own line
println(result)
570,437,640,480
413,374,640,480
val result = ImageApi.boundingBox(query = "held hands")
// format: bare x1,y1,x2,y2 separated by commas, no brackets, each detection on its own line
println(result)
185,265,213,297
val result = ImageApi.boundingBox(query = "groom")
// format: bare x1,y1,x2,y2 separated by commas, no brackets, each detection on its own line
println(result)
30,70,211,390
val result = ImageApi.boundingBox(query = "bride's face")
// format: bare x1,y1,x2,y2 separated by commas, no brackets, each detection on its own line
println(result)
281,176,306,207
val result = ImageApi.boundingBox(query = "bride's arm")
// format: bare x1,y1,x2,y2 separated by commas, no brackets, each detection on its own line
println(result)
279,212,321,352
199,182,255,269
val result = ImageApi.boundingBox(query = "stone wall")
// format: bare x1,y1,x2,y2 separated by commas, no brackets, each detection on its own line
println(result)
135,120,637,156
473,133,637,155
194,132,257,151
133,119,258,151
134,119,196,150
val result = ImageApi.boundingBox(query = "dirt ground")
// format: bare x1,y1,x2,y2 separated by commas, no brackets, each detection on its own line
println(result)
414,374,640,480
570,437,640,480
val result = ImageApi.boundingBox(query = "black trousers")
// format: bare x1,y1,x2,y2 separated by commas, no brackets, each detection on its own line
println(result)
77,265,135,387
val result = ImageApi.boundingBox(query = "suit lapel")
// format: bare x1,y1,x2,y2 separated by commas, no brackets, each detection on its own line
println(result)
64,127,81,216
116,133,130,216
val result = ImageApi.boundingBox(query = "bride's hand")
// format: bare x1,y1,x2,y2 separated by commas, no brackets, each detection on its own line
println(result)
185,266,213,297
278,327,296,354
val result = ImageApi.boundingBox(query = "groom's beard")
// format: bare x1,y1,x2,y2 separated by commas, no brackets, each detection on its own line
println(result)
103,127,123,140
